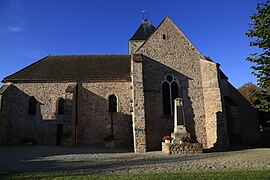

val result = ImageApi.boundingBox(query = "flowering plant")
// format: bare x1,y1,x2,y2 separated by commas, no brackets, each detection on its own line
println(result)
162,135,173,141
180,134,192,143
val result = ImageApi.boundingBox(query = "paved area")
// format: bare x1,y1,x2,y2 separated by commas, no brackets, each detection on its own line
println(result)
0,146,270,174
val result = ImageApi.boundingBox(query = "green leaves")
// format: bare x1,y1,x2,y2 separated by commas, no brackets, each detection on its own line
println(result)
246,1,270,112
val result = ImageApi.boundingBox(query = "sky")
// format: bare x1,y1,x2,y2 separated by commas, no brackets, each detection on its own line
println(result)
0,0,264,88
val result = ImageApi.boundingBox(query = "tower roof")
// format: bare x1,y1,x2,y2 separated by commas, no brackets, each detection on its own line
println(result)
130,21,155,40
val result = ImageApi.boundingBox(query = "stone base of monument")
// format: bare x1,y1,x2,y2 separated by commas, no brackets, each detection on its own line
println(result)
171,125,189,144
162,142,203,155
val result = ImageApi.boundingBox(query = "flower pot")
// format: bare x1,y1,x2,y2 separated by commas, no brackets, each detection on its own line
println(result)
165,139,171,143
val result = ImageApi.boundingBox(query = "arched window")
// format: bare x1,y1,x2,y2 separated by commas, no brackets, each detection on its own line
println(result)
109,95,117,112
28,96,37,115
162,74,179,116
57,98,65,115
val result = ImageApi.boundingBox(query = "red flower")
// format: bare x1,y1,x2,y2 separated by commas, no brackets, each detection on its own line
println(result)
162,135,173,141
180,134,192,143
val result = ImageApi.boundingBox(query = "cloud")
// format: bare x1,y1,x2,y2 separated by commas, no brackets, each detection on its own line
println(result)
7,25,23,32
0,2,25,33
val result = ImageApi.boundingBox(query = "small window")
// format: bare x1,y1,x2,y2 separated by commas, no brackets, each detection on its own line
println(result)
109,95,117,112
57,98,65,115
28,96,37,115
162,33,167,40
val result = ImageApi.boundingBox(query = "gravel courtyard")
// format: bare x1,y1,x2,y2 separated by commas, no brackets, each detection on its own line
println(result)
0,146,270,174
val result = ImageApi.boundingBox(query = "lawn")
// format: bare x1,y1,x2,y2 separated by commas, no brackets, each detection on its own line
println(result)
1,170,270,179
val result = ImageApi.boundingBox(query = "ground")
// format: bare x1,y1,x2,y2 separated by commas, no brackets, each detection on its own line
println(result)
0,146,270,174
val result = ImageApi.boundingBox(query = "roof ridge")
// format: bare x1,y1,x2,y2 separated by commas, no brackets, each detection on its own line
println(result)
49,54,130,57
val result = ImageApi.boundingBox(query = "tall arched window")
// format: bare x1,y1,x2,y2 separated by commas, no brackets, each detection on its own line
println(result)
28,96,37,115
162,74,179,116
57,98,65,115
109,95,117,112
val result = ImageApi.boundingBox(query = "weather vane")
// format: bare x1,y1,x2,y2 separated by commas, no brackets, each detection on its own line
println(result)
142,10,146,22
142,10,150,22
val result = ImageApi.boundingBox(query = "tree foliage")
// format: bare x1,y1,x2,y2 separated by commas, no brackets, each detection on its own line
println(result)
238,82,261,104
246,0,270,112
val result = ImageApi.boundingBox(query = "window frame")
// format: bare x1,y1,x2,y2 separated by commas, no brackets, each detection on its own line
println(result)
108,94,117,113
57,98,65,115
28,96,37,115
161,74,179,116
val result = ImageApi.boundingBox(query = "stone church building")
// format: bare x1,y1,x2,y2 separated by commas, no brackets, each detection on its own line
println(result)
0,17,260,152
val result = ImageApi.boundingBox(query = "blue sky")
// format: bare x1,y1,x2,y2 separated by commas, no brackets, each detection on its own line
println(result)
0,0,263,88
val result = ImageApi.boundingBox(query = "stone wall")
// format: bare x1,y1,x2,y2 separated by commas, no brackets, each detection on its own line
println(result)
129,40,145,54
1,83,68,145
78,81,133,148
162,142,203,155
135,17,208,150
62,83,77,146
200,60,227,148
0,85,10,145
131,54,147,153
0,81,134,148
220,79,260,145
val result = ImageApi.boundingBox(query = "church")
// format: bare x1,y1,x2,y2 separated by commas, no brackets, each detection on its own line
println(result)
0,17,260,152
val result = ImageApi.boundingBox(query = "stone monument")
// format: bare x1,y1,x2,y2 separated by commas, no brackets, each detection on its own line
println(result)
171,98,188,144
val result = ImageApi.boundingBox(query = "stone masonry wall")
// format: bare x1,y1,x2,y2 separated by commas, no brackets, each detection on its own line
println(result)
62,83,77,146
136,17,207,150
220,80,260,145
1,81,134,148
162,142,203,155
0,85,10,145
78,81,133,148
129,40,145,54
131,54,147,153
200,60,227,148
3,83,69,145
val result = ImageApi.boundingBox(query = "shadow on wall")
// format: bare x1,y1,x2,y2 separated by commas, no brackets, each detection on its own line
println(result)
0,83,134,150
142,56,196,151
76,83,134,149
212,79,262,151
214,111,229,149
0,84,59,145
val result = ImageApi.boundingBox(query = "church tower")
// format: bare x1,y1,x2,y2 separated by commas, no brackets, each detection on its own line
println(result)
129,17,155,53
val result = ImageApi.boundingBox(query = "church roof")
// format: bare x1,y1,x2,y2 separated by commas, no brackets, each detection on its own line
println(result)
130,21,155,40
3,55,131,83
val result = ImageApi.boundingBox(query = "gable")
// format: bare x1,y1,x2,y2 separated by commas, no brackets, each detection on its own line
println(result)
136,17,203,58
135,17,206,81
3,55,131,83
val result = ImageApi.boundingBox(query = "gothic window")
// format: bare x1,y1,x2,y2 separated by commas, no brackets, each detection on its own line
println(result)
109,95,117,112
162,74,179,116
57,98,65,115
28,96,37,115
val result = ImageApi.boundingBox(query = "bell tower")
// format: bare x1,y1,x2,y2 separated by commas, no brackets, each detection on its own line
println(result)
129,11,155,54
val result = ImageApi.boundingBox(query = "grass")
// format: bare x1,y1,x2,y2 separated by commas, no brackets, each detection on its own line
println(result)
1,170,270,180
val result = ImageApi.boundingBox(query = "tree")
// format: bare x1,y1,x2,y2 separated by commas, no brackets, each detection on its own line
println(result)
238,82,261,104
238,83,270,126
246,0,270,112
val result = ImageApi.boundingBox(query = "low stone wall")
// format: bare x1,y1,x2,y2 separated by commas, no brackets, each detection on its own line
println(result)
162,142,203,155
